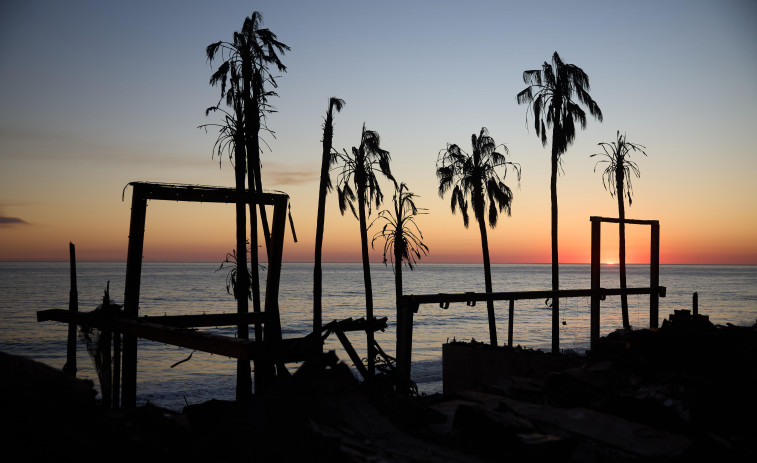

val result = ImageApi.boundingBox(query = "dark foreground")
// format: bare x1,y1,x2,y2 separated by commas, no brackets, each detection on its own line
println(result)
2,310,756,462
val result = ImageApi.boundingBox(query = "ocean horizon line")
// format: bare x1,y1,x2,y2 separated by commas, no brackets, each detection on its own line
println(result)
1,260,755,267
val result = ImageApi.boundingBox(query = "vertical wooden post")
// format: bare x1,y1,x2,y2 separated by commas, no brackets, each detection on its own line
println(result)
258,195,287,389
693,292,698,316
395,297,415,394
650,221,660,329
507,299,514,348
590,218,601,350
63,242,78,377
122,186,147,408
112,330,121,409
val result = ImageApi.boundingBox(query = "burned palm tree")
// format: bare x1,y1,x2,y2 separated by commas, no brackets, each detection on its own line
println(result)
592,131,647,330
437,127,520,346
207,11,289,342
314,97,345,335
517,51,603,352
335,124,394,380
372,182,429,306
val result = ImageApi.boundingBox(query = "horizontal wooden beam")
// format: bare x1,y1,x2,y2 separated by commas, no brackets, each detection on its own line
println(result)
38,309,319,362
140,312,267,328
400,286,666,309
590,216,659,226
127,182,288,206
321,317,389,334
38,309,267,328
115,319,252,358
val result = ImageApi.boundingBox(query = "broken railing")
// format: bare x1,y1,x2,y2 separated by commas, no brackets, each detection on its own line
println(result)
394,216,665,394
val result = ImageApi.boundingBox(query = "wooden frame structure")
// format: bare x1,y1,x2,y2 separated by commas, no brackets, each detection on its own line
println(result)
590,216,662,345
122,182,292,407
38,182,308,408
394,216,665,394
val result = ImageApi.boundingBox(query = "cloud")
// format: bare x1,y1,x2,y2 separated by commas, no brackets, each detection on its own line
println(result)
0,216,28,227
262,161,319,186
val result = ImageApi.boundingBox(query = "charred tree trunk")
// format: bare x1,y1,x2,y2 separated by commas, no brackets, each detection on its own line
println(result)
476,205,498,346
233,118,252,399
550,124,561,354
357,185,375,381
617,162,630,329
313,103,336,335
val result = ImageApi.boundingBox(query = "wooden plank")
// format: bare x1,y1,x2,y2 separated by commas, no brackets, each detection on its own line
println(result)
64,242,78,377
591,219,601,348
651,221,660,329
400,287,666,307
335,329,368,380
114,319,252,359
590,216,658,226
127,182,287,206
507,299,514,348
122,191,146,409
140,312,267,328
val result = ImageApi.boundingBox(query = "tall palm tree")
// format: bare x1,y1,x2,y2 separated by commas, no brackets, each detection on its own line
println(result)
371,182,429,306
592,131,647,330
237,12,289,260
335,124,394,380
207,11,289,342
314,97,345,335
437,127,520,346
516,51,603,353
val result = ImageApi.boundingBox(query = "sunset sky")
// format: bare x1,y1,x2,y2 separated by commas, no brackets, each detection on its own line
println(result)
1,0,756,264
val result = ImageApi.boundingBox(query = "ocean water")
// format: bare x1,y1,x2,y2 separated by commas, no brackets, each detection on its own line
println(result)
1,261,755,411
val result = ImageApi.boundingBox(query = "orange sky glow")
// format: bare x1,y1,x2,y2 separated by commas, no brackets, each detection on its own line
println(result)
1,1,756,265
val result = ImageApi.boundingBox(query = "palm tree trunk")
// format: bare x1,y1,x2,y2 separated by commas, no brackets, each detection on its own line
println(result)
313,111,334,335
357,187,375,380
617,168,630,329
550,138,560,353
394,235,403,307
477,213,498,346
241,60,264,342
234,140,252,399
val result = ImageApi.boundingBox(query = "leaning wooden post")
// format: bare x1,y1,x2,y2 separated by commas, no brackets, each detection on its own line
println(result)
259,194,288,390
693,292,698,316
63,242,78,377
650,221,660,329
590,217,601,350
122,186,147,408
507,299,514,348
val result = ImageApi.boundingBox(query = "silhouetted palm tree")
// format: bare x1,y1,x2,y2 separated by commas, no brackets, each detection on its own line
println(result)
207,11,289,342
335,124,394,380
517,51,603,352
372,182,429,306
592,131,647,330
237,12,289,259
314,97,345,335
437,127,520,346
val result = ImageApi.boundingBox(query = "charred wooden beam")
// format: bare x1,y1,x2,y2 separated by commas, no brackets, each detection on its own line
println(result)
399,287,665,308
334,329,369,380
114,319,252,359
322,317,389,334
127,182,288,206
64,242,78,377
140,312,267,328
589,216,658,226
